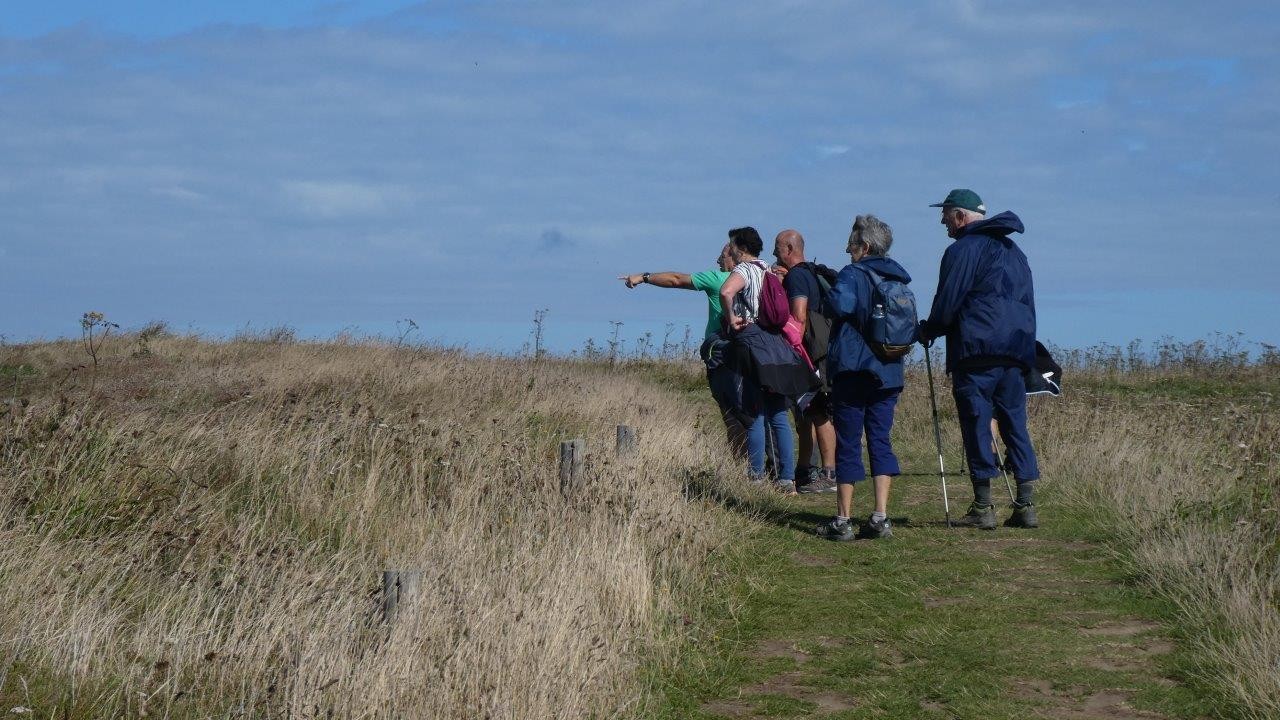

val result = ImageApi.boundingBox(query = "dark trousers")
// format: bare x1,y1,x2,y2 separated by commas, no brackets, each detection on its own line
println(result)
707,364,749,458
831,374,901,484
951,366,1040,482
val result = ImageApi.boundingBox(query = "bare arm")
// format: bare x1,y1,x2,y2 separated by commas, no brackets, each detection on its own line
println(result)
618,272,694,289
789,296,809,335
719,272,747,331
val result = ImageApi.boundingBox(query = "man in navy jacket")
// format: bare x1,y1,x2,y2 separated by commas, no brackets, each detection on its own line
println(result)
919,189,1041,529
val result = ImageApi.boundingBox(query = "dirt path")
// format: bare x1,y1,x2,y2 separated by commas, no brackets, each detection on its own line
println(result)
655,475,1214,720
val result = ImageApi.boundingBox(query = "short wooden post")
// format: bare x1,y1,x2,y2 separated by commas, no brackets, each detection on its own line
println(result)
382,570,422,624
615,424,637,457
559,439,586,495
2,399,23,423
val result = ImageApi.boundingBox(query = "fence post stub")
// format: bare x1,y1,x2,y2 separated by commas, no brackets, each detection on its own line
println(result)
615,425,637,457
559,438,586,495
382,569,422,624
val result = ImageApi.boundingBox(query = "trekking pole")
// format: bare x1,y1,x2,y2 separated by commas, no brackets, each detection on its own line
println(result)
923,345,952,528
992,433,1017,503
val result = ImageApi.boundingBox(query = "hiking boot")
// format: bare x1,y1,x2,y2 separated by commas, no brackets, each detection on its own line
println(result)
816,517,855,542
798,475,837,494
953,502,997,530
1004,503,1039,528
800,468,838,494
857,515,893,539
793,466,818,492
774,480,798,496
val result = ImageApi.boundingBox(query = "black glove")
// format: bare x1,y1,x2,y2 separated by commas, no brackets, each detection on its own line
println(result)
917,320,934,348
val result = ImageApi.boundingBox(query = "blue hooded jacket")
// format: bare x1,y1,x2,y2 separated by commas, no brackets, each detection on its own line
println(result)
920,211,1036,372
826,256,913,390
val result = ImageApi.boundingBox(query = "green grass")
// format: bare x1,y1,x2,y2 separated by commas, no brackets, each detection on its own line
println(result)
646,478,1220,719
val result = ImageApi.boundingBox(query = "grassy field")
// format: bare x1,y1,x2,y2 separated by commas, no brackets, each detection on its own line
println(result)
0,334,741,718
648,347,1280,719
1,332,1276,718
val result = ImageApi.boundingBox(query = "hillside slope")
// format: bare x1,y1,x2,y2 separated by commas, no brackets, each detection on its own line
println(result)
0,336,735,718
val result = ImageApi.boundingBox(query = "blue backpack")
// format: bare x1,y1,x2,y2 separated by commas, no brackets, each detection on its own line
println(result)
853,265,918,361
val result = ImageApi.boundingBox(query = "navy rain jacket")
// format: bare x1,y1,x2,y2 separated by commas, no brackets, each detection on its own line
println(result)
826,256,913,390
920,211,1036,372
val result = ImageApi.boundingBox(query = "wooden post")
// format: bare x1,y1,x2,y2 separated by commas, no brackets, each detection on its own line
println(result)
382,570,422,624
615,424,637,457
559,439,586,495
2,399,23,424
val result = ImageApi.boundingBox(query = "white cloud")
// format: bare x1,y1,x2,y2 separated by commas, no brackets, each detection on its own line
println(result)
0,2,1277,347
152,185,207,202
280,180,407,219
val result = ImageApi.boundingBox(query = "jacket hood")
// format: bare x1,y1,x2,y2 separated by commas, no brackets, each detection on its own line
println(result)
859,256,912,283
960,210,1024,239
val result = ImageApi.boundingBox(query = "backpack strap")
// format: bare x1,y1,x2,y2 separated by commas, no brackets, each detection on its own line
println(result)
845,264,885,331
798,261,834,294
852,264,884,285
803,261,839,285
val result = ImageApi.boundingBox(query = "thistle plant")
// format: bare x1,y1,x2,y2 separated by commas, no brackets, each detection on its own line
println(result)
80,311,118,394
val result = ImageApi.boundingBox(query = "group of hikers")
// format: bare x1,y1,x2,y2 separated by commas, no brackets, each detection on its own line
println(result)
620,189,1057,541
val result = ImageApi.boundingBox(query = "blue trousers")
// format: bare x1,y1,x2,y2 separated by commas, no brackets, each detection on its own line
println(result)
951,366,1040,483
745,391,794,481
831,375,901,484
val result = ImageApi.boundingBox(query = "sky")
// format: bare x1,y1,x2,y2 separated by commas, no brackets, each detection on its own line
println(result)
2,1,1277,354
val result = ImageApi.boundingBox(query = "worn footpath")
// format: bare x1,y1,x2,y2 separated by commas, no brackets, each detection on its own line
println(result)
651,474,1217,720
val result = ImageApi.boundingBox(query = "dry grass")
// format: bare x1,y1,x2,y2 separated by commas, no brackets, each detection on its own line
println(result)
4,332,1277,718
1009,363,1280,719
884,354,1280,718
0,334,742,718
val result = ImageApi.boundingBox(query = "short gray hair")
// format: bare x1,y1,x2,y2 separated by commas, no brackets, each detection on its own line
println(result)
850,214,894,257
949,206,985,224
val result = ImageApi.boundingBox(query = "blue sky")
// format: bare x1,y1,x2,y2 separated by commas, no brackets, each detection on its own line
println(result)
2,1,1277,353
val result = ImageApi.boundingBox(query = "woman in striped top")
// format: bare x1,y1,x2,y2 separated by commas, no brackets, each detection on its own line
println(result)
719,226,814,493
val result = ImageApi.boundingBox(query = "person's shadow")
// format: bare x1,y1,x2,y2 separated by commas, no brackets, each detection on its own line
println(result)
766,504,914,535
681,471,913,535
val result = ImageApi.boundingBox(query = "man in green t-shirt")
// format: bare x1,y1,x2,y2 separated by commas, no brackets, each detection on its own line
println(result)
619,244,746,456
618,242,735,339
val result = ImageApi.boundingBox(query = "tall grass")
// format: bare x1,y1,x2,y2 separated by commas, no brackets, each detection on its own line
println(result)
4,331,1277,718
1033,359,1280,719
898,340,1280,718
0,334,738,718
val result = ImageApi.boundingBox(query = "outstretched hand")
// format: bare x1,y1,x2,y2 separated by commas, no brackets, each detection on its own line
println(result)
618,274,645,289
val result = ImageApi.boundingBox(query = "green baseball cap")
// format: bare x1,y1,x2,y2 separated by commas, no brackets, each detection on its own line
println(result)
929,188,986,214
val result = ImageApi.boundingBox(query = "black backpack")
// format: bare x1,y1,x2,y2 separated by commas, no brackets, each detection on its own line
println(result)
792,262,837,365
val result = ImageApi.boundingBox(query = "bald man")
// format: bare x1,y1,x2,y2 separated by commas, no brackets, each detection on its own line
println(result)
772,229,837,493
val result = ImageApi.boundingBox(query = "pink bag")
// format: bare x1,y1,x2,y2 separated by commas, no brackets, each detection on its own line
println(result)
782,316,815,371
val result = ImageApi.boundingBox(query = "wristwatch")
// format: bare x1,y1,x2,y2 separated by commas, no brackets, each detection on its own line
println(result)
642,272,651,284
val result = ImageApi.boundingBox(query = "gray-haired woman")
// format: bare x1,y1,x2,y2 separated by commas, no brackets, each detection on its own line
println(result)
817,215,914,541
